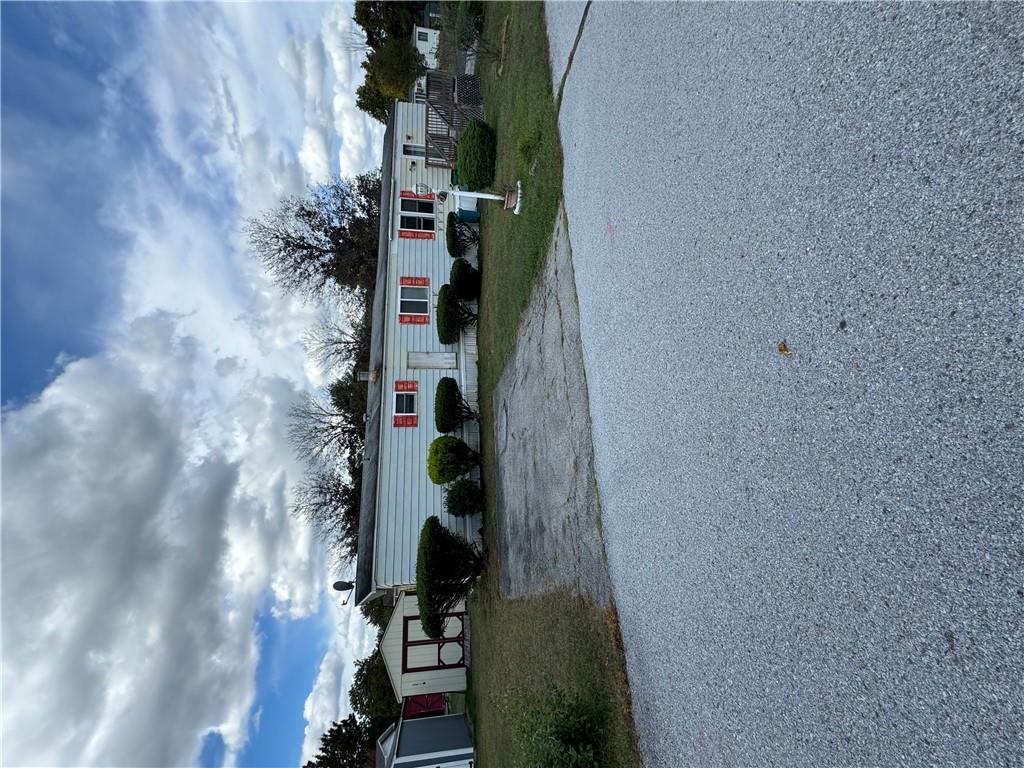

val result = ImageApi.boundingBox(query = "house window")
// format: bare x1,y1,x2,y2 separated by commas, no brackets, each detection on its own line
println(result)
399,283,430,325
400,198,434,214
403,144,426,157
400,285,429,314
393,380,418,427
395,392,416,414
398,191,436,239
417,31,429,42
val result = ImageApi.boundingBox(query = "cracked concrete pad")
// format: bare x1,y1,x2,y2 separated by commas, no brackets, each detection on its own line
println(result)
492,204,611,605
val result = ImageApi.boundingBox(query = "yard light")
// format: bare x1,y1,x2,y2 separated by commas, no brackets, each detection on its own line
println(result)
414,181,523,215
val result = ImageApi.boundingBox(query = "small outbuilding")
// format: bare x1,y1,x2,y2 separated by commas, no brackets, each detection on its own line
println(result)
376,714,474,768
379,590,467,701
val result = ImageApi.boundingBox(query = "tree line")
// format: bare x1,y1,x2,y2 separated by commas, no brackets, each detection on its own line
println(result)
353,1,429,123
248,171,400,767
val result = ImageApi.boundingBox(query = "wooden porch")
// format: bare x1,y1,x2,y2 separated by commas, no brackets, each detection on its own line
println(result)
425,72,484,169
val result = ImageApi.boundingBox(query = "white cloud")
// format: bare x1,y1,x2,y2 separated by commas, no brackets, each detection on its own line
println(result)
300,595,379,764
299,124,335,185
2,2,386,766
1,313,304,766
321,4,386,178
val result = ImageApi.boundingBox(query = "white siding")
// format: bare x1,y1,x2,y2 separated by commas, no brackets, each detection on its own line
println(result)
373,102,480,592
412,27,440,70
380,593,468,700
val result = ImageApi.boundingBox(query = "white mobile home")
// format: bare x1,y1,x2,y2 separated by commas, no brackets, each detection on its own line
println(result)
354,102,480,608
411,26,440,103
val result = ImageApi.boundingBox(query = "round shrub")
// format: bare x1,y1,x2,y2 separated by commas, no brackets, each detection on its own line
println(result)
436,285,460,344
446,219,463,258
436,284,477,345
445,479,483,517
450,258,480,301
416,516,484,638
434,377,476,433
456,120,496,190
427,435,479,484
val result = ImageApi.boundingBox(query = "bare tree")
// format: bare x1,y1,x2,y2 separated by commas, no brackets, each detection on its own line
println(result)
246,172,381,301
292,467,361,562
246,196,338,299
304,317,360,375
288,396,357,462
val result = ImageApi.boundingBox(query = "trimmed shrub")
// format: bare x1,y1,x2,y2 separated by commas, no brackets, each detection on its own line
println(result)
450,258,480,301
436,284,477,344
427,435,479,484
517,690,604,768
434,377,476,433
416,516,484,637
445,478,483,517
456,120,496,190
446,222,463,258
446,211,479,258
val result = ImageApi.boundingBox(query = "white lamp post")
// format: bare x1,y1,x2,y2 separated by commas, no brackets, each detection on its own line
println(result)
414,181,523,215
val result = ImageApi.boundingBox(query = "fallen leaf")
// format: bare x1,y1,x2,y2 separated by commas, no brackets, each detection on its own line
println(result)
777,341,792,357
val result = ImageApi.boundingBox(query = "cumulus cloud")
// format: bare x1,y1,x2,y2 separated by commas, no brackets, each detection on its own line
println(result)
299,598,378,764
2,2,386,766
1,313,310,766
320,5,386,178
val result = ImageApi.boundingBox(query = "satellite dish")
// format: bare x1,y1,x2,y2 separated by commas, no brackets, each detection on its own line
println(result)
333,580,355,606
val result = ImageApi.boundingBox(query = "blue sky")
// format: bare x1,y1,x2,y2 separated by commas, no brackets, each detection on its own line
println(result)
2,3,380,766
2,3,138,403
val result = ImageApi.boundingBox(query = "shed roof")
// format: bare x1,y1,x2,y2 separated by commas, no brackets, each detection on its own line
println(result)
354,106,396,606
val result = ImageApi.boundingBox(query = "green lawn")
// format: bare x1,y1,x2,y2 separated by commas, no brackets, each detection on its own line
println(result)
475,0,565,401
465,3,643,767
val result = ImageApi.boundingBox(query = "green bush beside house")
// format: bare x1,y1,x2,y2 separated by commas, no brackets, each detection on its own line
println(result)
427,435,479,484
444,478,484,517
456,120,497,190
450,258,480,301
436,284,477,344
416,516,484,638
434,377,476,433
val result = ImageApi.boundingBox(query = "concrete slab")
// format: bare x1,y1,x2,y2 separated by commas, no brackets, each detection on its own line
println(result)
491,203,610,606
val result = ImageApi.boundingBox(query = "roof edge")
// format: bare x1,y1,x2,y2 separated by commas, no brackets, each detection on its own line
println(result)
354,104,397,606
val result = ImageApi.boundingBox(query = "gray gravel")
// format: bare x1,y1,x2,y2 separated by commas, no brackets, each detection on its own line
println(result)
547,3,1024,766
544,0,589,88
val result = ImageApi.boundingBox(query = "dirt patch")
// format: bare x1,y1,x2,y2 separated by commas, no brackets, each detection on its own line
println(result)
490,203,611,605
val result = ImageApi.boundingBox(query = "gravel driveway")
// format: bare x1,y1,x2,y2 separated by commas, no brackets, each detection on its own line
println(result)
546,3,1023,766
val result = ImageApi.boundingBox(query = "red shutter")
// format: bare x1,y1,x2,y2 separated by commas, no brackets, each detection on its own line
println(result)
393,380,419,427
400,276,430,287
398,314,430,325
400,190,435,200
398,230,434,240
